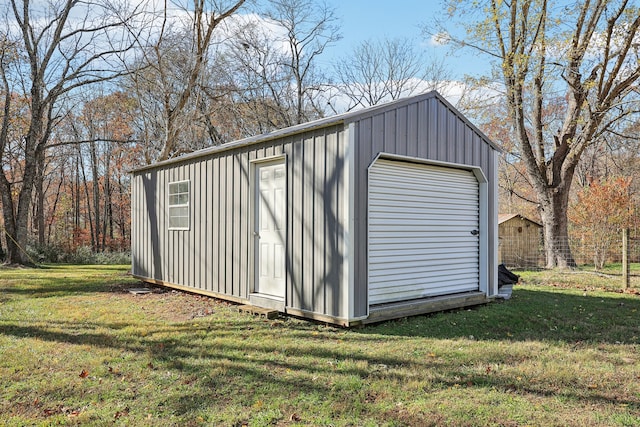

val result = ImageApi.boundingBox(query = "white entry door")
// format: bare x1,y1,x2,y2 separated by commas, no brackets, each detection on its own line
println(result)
254,160,286,299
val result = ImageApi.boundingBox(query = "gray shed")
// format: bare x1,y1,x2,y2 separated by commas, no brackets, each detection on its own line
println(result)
131,91,499,326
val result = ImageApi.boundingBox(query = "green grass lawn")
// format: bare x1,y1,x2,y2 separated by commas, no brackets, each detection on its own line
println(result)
1,265,639,426
517,262,640,292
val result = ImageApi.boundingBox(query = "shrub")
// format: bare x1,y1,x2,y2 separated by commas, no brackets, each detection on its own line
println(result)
26,243,63,263
94,251,131,265
62,246,96,264
25,243,131,265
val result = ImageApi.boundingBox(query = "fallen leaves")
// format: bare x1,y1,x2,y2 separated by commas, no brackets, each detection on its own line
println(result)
78,369,89,378
114,407,130,419
289,412,301,421
43,405,84,418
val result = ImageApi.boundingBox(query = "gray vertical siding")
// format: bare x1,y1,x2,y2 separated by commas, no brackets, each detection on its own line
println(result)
350,95,498,318
131,91,498,323
286,126,346,317
131,125,347,318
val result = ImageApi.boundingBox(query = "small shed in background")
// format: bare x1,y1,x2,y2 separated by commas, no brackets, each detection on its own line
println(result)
498,214,543,268
131,91,500,326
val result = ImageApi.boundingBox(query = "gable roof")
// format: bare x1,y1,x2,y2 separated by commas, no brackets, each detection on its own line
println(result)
132,91,499,173
498,213,542,227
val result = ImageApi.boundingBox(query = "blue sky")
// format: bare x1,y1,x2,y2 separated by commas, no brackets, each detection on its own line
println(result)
320,0,492,80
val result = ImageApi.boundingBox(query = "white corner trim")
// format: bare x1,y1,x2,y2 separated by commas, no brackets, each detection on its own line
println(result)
369,152,488,183
367,153,489,303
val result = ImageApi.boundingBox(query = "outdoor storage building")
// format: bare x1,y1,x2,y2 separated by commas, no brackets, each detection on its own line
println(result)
131,91,500,326
498,213,543,268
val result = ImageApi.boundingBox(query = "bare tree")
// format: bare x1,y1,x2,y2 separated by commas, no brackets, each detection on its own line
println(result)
0,0,141,265
225,0,341,130
268,0,341,124
438,0,640,268
130,0,245,162
333,37,450,111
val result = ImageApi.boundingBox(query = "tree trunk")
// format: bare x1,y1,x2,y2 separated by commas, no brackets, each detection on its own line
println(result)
35,149,46,246
73,151,80,248
46,173,64,245
117,175,128,248
623,228,630,289
0,175,18,263
89,139,101,251
12,157,37,265
103,145,112,249
539,183,577,269
78,144,95,250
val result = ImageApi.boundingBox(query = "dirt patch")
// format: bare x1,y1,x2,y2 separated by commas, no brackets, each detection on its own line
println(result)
111,283,234,322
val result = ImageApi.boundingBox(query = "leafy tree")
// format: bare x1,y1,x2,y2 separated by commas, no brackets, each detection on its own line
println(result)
570,177,635,269
0,0,140,265
70,92,136,252
439,0,640,268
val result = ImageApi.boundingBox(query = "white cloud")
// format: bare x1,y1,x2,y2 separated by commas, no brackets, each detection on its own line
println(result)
319,78,479,114
430,32,451,46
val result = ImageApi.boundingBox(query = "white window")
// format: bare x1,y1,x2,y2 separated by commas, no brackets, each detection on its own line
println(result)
168,180,190,230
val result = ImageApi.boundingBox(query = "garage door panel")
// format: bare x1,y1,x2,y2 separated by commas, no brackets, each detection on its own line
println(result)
369,245,478,264
370,235,478,243
371,189,478,201
370,282,480,303
369,228,479,238
369,264,479,276
370,220,479,229
368,159,480,305
374,271,479,290
369,241,479,251
371,209,478,219
370,251,480,262
372,268,478,282
371,182,477,193
370,181,477,191
376,166,476,181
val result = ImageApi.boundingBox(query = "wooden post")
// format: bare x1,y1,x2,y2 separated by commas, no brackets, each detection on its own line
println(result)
622,228,630,289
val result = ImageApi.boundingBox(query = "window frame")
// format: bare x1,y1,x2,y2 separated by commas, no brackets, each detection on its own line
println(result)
168,180,190,230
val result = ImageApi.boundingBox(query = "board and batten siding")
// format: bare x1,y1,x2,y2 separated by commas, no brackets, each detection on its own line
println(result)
351,95,498,317
498,215,543,268
131,124,348,318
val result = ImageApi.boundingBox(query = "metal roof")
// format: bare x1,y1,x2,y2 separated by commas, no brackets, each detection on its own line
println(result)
498,213,542,227
131,91,499,173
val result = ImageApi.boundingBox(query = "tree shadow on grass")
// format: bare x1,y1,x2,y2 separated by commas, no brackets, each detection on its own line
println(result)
3,285,639,424
0,276,146,299
24,313,636,420
359,288,640,346
0,316,407,423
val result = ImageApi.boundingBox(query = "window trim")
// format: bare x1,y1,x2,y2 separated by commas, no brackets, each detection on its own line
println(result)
168,179,190,230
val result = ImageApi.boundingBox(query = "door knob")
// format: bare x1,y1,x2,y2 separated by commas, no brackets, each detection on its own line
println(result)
470,229,479,236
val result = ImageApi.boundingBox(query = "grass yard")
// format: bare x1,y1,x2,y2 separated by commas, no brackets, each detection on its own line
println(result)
1,265,639,426
517,263,640,292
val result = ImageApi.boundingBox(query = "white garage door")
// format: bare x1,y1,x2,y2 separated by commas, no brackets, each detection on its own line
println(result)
368,159,480,305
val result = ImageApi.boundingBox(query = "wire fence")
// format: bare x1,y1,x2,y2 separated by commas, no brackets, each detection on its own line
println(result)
498,229,640,271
